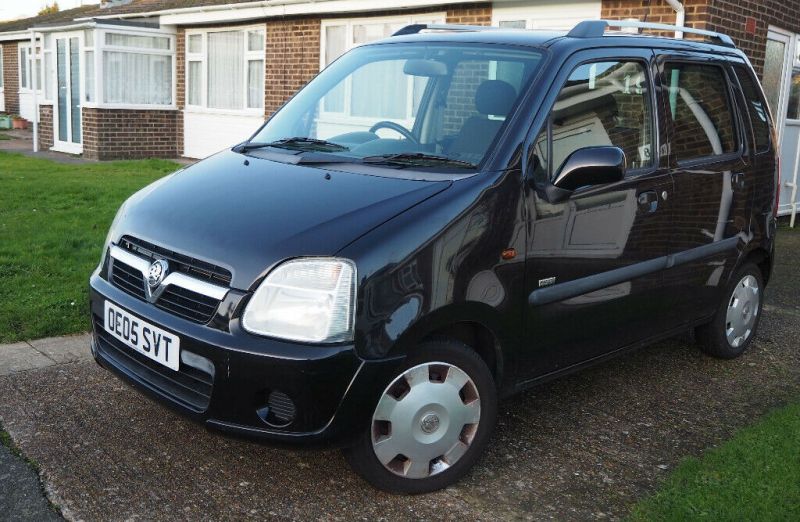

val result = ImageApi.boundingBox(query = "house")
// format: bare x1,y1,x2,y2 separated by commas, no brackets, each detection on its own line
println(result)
0,0,798,216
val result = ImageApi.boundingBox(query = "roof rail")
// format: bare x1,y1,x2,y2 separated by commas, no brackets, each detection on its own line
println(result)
568,19,736,48
392,23,497,37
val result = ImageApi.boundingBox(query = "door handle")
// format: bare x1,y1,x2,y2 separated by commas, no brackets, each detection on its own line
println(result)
731,172,745,190
637,190,659,214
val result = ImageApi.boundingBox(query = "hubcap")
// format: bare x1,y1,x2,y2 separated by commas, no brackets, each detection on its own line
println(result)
725,274,760,348
371,362,481,479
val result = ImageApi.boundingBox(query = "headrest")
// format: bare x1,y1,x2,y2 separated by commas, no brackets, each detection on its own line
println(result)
475,80,517,116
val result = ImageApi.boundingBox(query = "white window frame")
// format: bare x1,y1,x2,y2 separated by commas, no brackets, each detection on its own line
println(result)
184,25,265,116
318,13,445,130
491,1,601,30
41,35,53,104
85,25,176,110
0,44,4,90
18,41,44,95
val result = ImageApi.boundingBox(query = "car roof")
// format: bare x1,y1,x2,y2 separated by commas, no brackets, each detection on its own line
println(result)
377,27,745,58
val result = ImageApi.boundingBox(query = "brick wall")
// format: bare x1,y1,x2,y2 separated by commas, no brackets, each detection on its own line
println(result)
38,105,53,150
601,0,712,31
82,108,182,160
445,3,492,25
704,0,800,77
2,41,20,115
264,17,321,116
601,0,800,78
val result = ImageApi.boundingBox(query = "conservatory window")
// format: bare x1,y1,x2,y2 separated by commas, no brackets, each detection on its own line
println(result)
101,31,174,105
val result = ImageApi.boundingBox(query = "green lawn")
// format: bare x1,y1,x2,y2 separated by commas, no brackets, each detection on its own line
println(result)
0,152,179,343
631,402,800,521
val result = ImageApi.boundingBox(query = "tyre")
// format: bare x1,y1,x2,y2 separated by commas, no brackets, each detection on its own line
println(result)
343,338,498,494
697,262,764,359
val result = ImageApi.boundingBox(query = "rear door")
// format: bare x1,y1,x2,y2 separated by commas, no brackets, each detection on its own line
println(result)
521,48,675,379
656,52,750,325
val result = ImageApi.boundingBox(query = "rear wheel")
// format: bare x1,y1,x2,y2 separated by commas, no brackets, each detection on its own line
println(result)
697,262,764,359
343,339,497,494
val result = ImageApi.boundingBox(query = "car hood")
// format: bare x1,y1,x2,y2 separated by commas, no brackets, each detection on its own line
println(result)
114,150,451,290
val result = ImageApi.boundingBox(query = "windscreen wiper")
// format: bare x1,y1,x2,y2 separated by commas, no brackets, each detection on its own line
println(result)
362,152,477,169
233,137,348,153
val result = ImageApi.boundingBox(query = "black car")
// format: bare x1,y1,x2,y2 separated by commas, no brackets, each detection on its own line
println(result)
90,20,778,493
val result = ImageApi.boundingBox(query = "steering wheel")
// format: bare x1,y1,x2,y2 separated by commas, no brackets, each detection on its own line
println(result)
369,121,418,143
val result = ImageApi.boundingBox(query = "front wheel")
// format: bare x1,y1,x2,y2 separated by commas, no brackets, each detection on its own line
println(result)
697,262,764,359
343,339,497,494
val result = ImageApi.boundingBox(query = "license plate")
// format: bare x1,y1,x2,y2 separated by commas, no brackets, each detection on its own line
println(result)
103,301,180,371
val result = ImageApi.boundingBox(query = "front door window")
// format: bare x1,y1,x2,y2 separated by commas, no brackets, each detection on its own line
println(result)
56,36,81,148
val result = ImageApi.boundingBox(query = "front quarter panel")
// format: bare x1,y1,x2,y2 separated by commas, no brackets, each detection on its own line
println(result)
338,169,527,389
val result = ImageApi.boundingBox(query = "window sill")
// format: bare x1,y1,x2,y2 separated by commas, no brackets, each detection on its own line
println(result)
183,106,264,117
82,103,178,111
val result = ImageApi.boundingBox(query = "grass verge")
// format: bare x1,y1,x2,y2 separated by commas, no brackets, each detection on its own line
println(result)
630,402,800,520
0,152,179,343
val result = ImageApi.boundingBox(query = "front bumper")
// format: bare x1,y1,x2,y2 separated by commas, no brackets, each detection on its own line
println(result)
89,273,403,446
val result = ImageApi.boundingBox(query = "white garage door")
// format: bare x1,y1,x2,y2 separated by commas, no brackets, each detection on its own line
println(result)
183,111,263,159
492,0,601,31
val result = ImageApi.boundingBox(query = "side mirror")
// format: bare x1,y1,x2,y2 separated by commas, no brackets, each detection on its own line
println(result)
545,146,626,203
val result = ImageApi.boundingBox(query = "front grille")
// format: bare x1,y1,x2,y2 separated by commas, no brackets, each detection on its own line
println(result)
111,258,147,299
120,236,232,286
94,316,214,412
108,237,229,325
156,286,220,324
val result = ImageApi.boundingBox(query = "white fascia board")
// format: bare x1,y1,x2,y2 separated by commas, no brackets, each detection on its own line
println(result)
0,31,30,42
77,0,484,26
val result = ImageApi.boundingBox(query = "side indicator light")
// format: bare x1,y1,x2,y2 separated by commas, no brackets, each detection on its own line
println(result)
501,248,517,260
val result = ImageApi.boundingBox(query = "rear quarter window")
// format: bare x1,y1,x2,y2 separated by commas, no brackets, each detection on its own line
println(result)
733,65,772,153
664,62,738,162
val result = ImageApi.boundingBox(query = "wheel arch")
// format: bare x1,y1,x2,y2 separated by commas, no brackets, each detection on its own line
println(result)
740,246,773,285
384,302,514,392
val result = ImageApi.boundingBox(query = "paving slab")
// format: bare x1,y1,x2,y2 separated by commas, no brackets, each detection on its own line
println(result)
28,334,92,365
0,343,56,377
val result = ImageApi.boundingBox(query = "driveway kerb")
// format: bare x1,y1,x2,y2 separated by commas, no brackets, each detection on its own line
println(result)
0,334,92,377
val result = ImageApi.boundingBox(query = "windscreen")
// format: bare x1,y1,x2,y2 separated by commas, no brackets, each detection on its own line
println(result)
249,43,544,170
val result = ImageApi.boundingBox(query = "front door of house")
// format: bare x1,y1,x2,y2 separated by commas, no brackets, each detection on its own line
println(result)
54,34,82,154
763,27,800,217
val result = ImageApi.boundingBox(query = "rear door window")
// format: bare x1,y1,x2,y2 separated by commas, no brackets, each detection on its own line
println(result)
732,65,772,153
663,62,738,162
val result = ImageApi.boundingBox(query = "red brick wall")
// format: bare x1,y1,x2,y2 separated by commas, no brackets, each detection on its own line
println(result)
264,17,321,116
445,3,492,25
38,104,53,150
601,0,800,78
704,0,800,77
2,41,20,115
82,108,182,160
602,0,712,31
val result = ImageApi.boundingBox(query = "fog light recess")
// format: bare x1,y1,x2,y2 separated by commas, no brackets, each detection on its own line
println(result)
258,390,296,428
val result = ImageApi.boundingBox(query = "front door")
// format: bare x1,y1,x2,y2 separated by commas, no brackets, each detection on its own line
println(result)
54,34,82,154
521,49,675,380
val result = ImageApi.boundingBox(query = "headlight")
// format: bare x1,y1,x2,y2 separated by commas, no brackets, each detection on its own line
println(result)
99,200,128,266
242,258,356,343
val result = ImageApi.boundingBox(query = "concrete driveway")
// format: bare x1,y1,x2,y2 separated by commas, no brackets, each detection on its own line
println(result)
1,231,798,521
